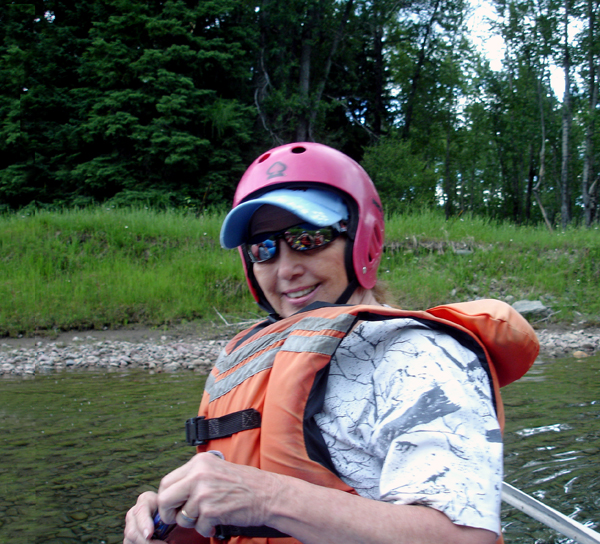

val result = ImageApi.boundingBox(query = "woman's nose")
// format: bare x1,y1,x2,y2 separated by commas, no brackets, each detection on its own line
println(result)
276,241,304,279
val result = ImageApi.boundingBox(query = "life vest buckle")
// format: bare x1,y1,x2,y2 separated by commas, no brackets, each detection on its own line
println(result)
186,416,207,446
185,409,262,446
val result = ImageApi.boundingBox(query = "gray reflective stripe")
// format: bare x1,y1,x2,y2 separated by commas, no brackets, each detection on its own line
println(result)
207,349,277,401
215,314,357,374
207,312,358,402
215,332,286,374
280,334,345,356
205,371,215,392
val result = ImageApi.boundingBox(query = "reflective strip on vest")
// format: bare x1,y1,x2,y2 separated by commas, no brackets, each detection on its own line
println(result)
206,313,357,402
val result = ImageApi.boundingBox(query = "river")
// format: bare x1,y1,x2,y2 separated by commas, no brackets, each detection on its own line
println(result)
0,354,598,544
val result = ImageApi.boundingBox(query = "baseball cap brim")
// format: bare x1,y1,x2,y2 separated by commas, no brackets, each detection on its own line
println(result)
220,188,349,249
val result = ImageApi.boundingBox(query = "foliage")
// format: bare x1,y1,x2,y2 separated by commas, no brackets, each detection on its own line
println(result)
362,137,437,211
0,0,259,210
1,207,598,337
1,0,600,226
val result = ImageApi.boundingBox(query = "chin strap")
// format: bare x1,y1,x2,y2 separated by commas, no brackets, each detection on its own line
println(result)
257,300,281,323
335,278,359,305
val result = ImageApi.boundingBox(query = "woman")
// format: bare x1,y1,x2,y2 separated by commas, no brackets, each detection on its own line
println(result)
124,143,538,544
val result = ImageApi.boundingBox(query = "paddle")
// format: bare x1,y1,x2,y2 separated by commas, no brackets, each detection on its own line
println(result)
502,482,600,544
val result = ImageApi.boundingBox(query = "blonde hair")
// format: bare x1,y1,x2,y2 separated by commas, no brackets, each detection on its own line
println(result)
372,280,400,307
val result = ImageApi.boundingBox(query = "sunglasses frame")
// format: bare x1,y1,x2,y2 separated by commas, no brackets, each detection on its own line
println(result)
243,222,347,264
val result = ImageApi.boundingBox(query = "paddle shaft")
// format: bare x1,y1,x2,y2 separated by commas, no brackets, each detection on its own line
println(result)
502,482,600,544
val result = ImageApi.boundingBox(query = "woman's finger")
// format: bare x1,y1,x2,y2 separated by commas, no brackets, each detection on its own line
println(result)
177,506,200,528
195,516,217,539
158,453,206,492
158,453,222,523
123,492,161,543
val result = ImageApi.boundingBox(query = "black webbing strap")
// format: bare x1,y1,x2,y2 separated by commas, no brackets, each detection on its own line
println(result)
185,408,261,446
214,525,290,540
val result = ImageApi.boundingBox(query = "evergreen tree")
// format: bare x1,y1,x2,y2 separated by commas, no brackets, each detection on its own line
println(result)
1,0,259,209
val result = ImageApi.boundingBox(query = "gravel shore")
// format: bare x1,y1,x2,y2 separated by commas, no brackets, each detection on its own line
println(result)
1,324,599,377
0,326,230,377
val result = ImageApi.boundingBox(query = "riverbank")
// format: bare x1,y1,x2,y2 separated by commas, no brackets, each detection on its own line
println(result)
1,322,599,377
3,208,600,338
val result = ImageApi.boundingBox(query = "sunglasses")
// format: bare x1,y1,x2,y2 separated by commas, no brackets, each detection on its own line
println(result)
244,222,347,264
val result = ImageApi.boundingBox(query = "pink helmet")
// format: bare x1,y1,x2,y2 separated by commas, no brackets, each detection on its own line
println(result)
230,142,385,309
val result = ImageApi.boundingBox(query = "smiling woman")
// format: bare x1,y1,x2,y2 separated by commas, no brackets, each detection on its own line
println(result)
219,181,380,318
252,236,356,318
218,143,387,320
123,142,538,544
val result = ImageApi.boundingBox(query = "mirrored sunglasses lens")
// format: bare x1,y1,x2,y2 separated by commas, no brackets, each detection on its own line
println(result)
246,225,342,263
285,226,335,251
248,238,277,263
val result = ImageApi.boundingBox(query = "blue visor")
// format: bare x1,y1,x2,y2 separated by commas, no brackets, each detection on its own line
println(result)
220,188,349,249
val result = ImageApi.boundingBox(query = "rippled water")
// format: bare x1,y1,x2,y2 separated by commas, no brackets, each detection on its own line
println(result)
501,354,600,542
0,371,203,544
0,355,598,544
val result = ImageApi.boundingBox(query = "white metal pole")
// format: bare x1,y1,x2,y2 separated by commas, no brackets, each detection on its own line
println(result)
502,482,600,544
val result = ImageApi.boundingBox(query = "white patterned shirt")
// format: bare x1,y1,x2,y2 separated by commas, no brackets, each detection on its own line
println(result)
314,318,502,535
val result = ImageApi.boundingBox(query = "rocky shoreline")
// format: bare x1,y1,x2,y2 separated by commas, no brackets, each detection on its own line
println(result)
0,330,228,377
1,325,599,378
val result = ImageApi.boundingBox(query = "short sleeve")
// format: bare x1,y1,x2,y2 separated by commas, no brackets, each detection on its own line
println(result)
314,318,502,534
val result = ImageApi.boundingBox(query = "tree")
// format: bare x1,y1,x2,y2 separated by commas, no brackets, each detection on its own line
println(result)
481,0,564,224
0,2,89,208
362,137,437,211
560,0,573,227
0,3,34,209
254,0,358,145
580,0,600,226
1,0,259,209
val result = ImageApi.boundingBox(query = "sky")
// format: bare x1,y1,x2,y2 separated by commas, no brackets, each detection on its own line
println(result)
467,0,567,98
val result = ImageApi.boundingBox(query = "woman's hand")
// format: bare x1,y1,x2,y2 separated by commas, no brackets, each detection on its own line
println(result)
125,453,497,544
123,491,164,544
156,452,281,538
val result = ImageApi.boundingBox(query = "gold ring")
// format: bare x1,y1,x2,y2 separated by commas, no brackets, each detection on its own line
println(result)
180,508,198,524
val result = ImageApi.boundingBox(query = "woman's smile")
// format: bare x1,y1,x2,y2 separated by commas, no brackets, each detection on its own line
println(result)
285,285,318,299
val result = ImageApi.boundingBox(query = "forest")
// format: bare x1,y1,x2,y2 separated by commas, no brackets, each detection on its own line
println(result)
1,0,599,227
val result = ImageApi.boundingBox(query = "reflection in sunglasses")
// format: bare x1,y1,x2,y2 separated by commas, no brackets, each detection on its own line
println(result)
245,223,346,264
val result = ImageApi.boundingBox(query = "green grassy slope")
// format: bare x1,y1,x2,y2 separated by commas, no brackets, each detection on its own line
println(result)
1,208,598,337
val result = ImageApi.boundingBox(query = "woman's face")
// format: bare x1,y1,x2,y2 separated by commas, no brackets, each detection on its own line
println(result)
252,236,350,319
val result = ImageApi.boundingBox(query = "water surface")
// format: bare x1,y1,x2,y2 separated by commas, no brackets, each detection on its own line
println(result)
501,354,600,542
0,354,598,544
1,370,203,544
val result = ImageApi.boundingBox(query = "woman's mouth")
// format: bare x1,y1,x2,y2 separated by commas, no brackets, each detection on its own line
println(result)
285,286,317,299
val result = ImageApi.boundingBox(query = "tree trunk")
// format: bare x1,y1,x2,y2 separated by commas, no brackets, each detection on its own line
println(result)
373,21,384,137
582,0,597,226
534,77,553,232
525,143,535,223
295,2,317,142
444,123,454,219
560,0,572,228
255,0,283,145
401,0,441,140
307,0,354,140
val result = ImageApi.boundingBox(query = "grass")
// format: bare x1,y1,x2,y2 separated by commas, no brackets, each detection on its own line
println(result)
384,210,600,322
1,207,599,337
0,207,250,337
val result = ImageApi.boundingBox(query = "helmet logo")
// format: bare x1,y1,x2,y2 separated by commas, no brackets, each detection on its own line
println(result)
266,161,287,179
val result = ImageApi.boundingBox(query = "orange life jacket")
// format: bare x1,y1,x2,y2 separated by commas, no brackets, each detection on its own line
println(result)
175,301,539,544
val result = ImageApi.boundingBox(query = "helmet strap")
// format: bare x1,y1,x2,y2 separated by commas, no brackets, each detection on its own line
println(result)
258,300,281,323
335,278,359,305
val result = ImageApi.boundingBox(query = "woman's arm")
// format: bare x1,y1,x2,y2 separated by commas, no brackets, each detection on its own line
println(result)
272,471,496,544
153,452,497,544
